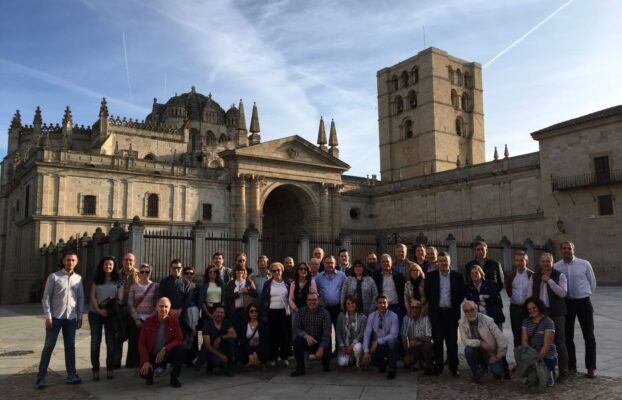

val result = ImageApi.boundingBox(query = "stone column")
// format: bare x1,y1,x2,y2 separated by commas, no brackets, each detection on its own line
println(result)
249,176,262,230
500,236,512,272
319,183,330,238
376,232,390,256
191,220,207,271
297,228,310,265
79,233,92,285
128,216,145,266
109,221,126,260
244,225,260,271
445,234,458,271
523,238,535,269
231,175,247,237
111,179,121,219
330,184,341,239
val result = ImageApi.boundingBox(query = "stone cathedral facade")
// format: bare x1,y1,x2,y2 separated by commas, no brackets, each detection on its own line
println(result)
1,47,620,303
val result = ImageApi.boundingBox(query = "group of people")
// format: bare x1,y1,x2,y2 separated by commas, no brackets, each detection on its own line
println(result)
35,240,597,390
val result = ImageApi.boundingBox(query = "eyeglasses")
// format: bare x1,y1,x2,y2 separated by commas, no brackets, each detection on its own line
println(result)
299,269,309,273
208,270,218,274
249,309,258,314
185,272,194,276
270,269,281,273
139,271,150,274
464,308,477,313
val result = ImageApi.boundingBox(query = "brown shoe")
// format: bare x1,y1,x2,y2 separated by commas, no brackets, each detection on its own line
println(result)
586,369,596,379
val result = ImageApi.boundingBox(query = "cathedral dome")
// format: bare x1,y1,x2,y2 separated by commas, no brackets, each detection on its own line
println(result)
146,86,227,124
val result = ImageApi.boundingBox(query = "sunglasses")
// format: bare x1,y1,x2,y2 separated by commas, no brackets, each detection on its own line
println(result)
249,309,258,314
139,271,150,274
208,270,218,274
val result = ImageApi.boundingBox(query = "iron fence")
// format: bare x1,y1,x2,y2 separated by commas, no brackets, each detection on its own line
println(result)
144,229,192,281
204,232,245,272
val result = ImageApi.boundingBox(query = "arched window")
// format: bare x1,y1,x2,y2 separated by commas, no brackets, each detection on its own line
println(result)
464,71,471,88
190,134,197,151
205,130,216,146
408,90,417,109
395,95,404,114
218,134,228,145
400,71,409,88
412,66,419,84
147,193,159,217
455,117,464,136
451,90,459,109
455,69,463,86
461,93,470,112
448,67,454,83
144,153,156,161
404,119,413,139
392,75,398,91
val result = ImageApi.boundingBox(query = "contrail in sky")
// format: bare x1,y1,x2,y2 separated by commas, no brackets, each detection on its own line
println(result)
484,0,576,69
0,58,149,114
122,32,133,100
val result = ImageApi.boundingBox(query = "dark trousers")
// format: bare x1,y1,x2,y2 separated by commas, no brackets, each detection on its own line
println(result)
549,314,569,373
140,345,186,381
566,297,596,370
115,313,140,368
371,338,399,371
325,305,341,328
293,336,330,371
199,338,236,370
406,341,434,371
268,309,291,361
37,318,77,379
431,309,459,372
509,304,525,348
89,311,116,372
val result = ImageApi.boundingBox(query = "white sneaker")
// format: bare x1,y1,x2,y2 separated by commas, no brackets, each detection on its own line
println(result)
546,371,555,387
281,359,290,367
268,361,276,367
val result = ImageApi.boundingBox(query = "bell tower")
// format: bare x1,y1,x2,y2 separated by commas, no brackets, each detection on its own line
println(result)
377,47,485,182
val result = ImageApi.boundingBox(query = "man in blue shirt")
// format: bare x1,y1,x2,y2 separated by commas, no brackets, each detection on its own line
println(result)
362,295,399,379
315,255,346,328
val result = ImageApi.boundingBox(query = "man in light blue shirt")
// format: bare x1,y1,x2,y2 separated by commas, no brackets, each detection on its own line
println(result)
36,251,84,389
315,255,346,327
362,295,399,379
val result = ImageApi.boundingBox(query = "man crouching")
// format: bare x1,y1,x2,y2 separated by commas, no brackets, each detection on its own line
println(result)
138,297,187,388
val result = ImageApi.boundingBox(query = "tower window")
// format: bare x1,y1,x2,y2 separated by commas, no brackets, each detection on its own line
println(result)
455,69,463,85
464,72,471,88
83,195,96,215
392,75,398,91
400,71,409,88
594,156,610,183
404,119,413,139
455,117,464,136
451,90,459,109
412,66,419,84
598,195,614,216
202,203,213,220
395,95,404,114
408,91,417,109
147,193,159,217
24,185,30,218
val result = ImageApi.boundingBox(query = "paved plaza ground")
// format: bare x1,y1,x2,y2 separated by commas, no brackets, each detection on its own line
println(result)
1,287,621,399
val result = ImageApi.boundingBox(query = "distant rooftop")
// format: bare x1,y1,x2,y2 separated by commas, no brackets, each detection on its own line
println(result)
531,105,622,138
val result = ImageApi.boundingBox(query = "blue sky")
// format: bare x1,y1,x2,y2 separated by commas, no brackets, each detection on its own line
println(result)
1,0,620,177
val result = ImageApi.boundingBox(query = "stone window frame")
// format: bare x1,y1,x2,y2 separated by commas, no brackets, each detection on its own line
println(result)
411,66,419,84
78,194,97,216
597,194,614,216
461,92,471,112
402,118,414,139
400,70,409,88
451,89,459,109
408,90,417,109
455,117,465,136
202,203,213,220
394,95,404,114
391,75,399,91
145,193,159,218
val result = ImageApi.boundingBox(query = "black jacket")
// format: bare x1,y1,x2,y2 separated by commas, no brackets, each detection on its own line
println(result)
372,270,405,309
424,269,465,321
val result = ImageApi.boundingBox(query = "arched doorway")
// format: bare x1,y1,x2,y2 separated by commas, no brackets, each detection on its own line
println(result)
261,184,315,263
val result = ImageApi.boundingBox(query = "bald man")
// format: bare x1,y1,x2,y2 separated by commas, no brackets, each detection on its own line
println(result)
138,297,187,388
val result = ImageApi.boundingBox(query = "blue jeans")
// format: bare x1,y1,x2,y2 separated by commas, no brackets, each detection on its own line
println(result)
88,311,116,372
372,338,399,371
37,318,77,379
464,346,505,379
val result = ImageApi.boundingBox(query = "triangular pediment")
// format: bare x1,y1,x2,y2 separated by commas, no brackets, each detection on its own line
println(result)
220,135,350,171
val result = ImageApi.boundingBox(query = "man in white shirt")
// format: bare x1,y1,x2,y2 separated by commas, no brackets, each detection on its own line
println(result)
503,251,533,347
554,241,597,378
36,251,84,389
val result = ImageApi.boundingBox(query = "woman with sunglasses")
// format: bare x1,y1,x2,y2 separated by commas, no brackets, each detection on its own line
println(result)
259,262,292,366
89,256,123,381
340,260,378,315
288,262,317,328
127,263,158,332
226,265,258,336
238,302,269,368
404,263,426,313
